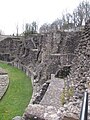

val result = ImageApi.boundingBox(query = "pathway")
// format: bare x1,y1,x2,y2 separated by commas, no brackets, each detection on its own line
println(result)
40,74,64,109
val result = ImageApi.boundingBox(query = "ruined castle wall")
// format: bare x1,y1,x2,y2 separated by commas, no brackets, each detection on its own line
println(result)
58,20,90,120
0,31,82,105
66,20,90,100
0,31,81,67
0,31,81,97
0,30,85,120
34,31,81,84
0,38,22,61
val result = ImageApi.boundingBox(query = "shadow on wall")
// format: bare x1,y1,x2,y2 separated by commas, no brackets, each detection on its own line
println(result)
55,66,71,78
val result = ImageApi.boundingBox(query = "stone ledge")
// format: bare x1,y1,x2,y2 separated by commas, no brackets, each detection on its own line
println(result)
0,72,9,100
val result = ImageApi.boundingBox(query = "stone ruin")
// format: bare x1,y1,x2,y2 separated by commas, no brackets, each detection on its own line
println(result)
64,19,90,120
1,20,90,119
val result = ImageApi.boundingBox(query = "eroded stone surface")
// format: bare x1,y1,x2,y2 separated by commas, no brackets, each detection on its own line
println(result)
22,74,65,120
12,116,24,120
23,104,63,120
0,68,9,99
63,19,90,119
40,74,64,109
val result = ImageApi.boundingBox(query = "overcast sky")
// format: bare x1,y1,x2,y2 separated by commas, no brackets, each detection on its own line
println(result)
0,0,84,35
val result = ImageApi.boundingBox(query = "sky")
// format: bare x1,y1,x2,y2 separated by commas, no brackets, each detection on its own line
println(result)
0,0,84,35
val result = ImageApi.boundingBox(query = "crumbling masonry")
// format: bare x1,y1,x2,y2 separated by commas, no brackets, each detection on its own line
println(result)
1,20,90,119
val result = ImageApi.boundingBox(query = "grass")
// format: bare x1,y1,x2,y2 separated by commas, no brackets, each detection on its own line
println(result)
60,87,74,105
0,62,33,120
68,86,74,97
60,90,65,105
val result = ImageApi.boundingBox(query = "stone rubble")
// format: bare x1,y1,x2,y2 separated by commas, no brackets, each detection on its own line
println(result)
64,19,90,119
23,104,63,120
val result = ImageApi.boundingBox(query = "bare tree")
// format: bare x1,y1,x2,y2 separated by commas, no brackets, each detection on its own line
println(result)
74,1,90,27
50,19,63,31
39,0,90,32
31,21,37,33
23,21,38,37
72,10,78,29
0,30,4,35
16,24,19,36
39,23,50,33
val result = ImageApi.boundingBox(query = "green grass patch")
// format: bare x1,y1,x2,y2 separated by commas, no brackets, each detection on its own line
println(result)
60,87,74,105
0,62,33,120
60,90,65,105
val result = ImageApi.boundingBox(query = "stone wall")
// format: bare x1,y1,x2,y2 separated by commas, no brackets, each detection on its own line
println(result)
66,20,90,99
0,37,22,62
32,31,81,86
61,19,90,120
0,30,82,105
